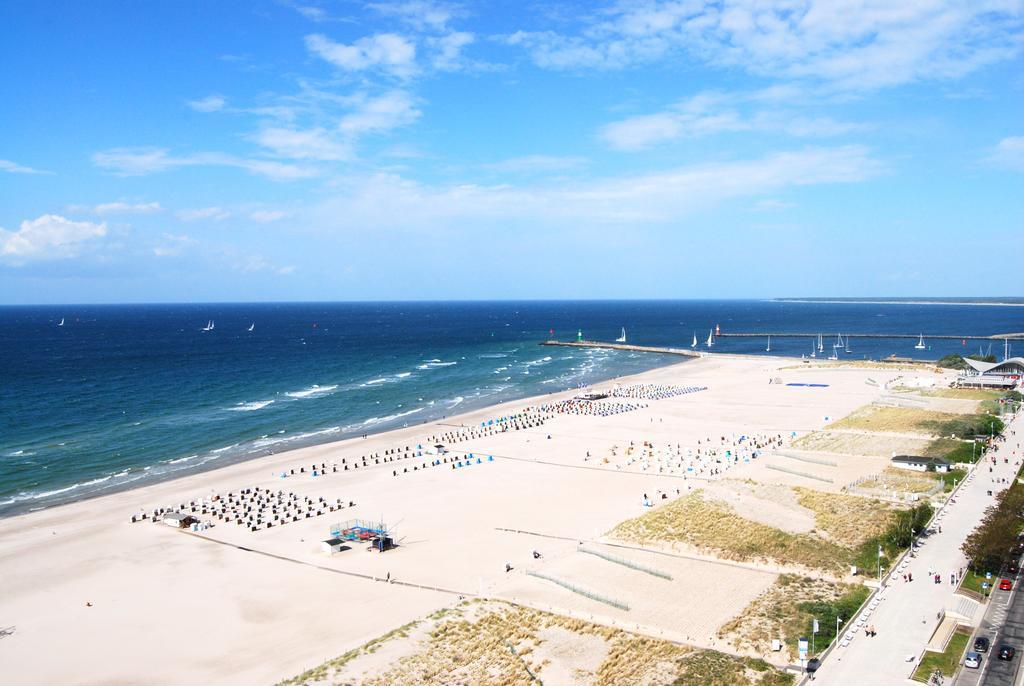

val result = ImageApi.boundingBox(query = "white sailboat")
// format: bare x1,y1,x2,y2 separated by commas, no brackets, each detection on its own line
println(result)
202,320,214,332
828,344,839,360
615,327,626,343
691,332,697,348
914,334,926,350
58,318,64,327
248,322,255,332
835,333,844,348
810,339,816,358
706,329,714,347
817,334,824,352
844,334,852,353
766,335,771,352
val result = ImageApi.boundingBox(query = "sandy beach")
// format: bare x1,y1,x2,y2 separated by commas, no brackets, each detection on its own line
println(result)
0,353,958,685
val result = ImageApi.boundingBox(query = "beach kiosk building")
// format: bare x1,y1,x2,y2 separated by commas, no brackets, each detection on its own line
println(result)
890,455,951,473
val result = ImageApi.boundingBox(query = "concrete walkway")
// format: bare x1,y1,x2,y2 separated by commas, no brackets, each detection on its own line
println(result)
814,411,1023,686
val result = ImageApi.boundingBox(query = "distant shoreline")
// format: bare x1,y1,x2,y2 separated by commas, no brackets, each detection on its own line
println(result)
773,299,1024,307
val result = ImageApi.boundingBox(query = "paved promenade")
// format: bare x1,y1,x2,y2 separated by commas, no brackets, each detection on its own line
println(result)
815,411,1022,686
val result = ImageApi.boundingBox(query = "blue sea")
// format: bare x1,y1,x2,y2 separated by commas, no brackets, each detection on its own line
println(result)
1,300,1020,516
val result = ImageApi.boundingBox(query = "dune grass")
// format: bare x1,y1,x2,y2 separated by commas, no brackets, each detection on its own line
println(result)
855,467,944,494
719,575,869,660
277,601,794,686
609,487,898,575
829,406,1002,440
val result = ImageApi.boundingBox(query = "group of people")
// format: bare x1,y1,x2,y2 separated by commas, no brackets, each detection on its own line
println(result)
592,432,789,478
425,410,551,446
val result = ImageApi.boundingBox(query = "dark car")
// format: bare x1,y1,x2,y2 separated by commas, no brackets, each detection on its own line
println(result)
1009,563,1020,575
975,636,991,653
998,645,1016,661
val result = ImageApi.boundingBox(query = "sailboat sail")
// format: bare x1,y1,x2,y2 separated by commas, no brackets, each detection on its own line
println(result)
706,329,714,347
248,322,255,332
691,333,697,348
817,334,824,352
58,318,64,327
766,336,771,352
914,334,926,350
615,327,626,343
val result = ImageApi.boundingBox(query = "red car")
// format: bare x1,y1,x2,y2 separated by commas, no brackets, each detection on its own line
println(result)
1000,579,1014,591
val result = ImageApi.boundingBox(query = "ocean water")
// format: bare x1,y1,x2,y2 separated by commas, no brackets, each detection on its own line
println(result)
1,300,1020,515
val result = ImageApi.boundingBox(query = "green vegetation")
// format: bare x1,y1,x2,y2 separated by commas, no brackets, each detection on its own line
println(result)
278,600,795,686
926,438,983,464
611,487,931,578
911,627,971,682
960,569,997,597
829,406,1003,439
851,503,934,574
718,576,867,661
794,583,871,654
963,477,1024,574
936,354,997,370
671,652,794,686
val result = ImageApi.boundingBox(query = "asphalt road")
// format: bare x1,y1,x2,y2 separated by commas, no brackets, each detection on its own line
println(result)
981,568,1024,686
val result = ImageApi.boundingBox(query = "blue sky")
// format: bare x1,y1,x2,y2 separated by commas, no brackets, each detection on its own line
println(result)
1,1,1022,304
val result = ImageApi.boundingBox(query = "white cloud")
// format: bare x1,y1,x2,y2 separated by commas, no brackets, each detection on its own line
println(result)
0,159,52,175
249,210,288,223
254,126,352,160
600,90,866,150
505,1,1023,90
152,233,197,257
92,147,317,181
306,32,417,77
0,214,107,262
483,155,589,173
368,0,456,31
338,90,421,136
91,201,163,215
176,207,231,222
430,31,474,70
310,145,882,230
987,136,1024,171
187,95,226,112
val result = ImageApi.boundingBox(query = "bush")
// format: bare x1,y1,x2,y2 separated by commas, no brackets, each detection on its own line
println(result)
936,354,967,370
795,584,871,650
963,480,1024,573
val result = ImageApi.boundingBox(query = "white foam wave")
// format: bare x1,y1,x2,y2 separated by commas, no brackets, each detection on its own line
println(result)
448,396,465,408
227,400,275,412
361,407,424,427
285,384,339,398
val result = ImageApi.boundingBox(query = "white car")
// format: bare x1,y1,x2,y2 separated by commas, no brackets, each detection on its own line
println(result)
964,651,982,669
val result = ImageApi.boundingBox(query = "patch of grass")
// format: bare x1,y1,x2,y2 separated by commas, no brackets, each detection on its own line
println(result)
916,388,1003,400
960,569,996,596
608,490,855,574
855,467,943,495
925,438,982,463
911,627,971,682
279,601,795,686
719,575,868,661
795,488,895,548
274,620,421,685
610,486,918,576
671,650,795,686
829,407,972,435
